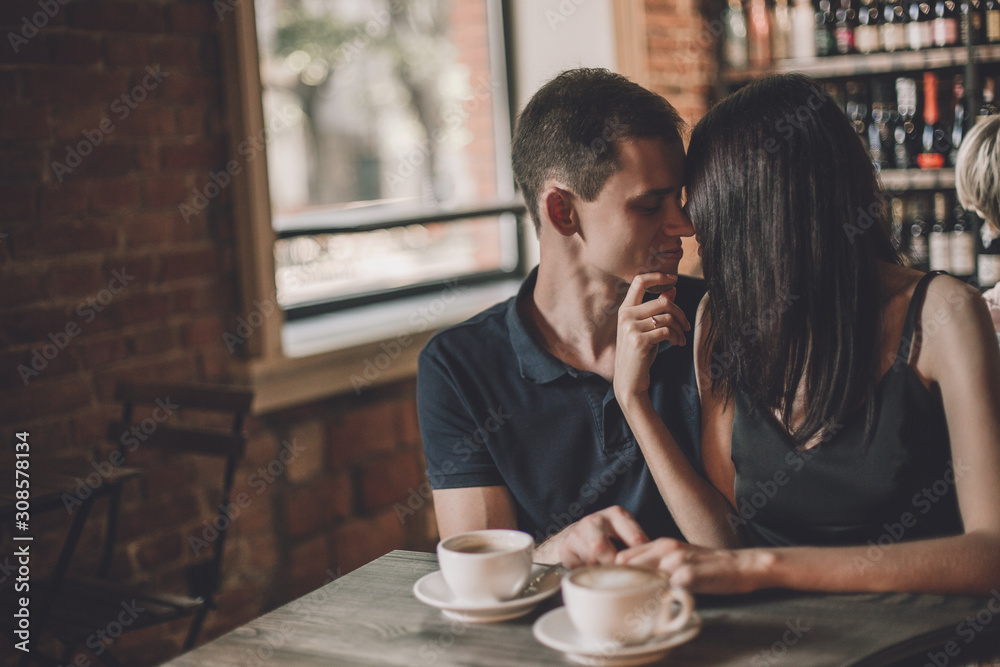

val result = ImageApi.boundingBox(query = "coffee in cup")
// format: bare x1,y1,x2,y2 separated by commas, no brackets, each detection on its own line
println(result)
561,564,693,645
436,529,534,604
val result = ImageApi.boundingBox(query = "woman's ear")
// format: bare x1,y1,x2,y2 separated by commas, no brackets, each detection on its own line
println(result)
541,186,578,237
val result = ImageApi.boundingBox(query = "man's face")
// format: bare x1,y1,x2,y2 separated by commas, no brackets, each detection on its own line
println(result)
572,138,694,286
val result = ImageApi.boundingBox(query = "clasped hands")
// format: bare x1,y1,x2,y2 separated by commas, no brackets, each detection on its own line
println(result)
556,506,768,595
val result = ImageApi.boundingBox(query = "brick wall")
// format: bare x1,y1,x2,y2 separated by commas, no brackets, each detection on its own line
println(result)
0,1,435,664
644,0,716,127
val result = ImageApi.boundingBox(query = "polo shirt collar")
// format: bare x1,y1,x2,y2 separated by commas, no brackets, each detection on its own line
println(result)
506,267,674,384
506,267,569,384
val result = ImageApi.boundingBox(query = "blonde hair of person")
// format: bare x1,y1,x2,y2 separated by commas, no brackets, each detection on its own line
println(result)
955,114,1000,234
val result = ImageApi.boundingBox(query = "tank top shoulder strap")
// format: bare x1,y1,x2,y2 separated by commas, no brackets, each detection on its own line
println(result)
898,270,947,360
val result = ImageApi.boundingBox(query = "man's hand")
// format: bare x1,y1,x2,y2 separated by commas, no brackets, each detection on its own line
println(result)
550,506,650,569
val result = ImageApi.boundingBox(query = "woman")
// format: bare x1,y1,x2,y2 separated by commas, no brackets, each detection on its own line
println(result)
956,114,1000,337
610,74,1000,595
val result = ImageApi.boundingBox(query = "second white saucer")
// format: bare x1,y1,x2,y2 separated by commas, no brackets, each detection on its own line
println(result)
532,606,702,666
413,564,562,623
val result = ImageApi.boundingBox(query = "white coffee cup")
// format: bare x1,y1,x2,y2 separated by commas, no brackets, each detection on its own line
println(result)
436,529,534,604
561,564,694,645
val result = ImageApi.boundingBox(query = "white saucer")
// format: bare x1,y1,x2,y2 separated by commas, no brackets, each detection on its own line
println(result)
532,607,701,666
413,564,562,623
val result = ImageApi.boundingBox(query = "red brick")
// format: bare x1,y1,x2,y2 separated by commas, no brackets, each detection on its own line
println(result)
103,253,156,286
0,264,48,308
140,460,195,501
0,74,16,106
115,106,176,136
129,324,177,355
155,35,203,72
158,73,221,103
0,107,49,141
0,183,39,221
180,315,224,346
0,376,91,422
160,140,224,170
92,351,199,400
141,173,191,208
176,105,206,134
0,145,44,182
104,35,151,68
48,259,106,298
70,404,120,446
168,3,217,33
159,246,218,281
68,2,166,33
0,29,48,64
50,144,136,181
46,31,102,65
15,219,119,258
116,497,202,542
333,508,406,575
1,304,73,344
122,211,173,246
136,531,183,570
51,105,109,141
288,535,330,598
283,473,352,538
360,450,423,512
0,344,78,389
0,0,68,26
25,68,130,104
90,178,141,213
79,336,130,369
328,401,402,469
110,293,171,326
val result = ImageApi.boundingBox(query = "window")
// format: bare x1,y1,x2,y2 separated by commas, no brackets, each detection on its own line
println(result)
253,0,523,320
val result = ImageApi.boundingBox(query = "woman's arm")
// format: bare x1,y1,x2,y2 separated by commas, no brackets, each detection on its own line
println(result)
614,274,743,549
618,278,1000,595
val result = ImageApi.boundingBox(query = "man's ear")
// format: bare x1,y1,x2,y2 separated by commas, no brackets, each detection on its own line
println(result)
541,186,577,237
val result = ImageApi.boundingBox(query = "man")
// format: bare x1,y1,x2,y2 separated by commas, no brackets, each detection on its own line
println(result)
416,68,705,564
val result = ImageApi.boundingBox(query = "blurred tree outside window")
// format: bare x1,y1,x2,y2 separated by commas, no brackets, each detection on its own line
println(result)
255,0,520,317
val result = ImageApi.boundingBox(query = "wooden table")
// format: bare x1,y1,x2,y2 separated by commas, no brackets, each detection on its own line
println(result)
164,550,1000,667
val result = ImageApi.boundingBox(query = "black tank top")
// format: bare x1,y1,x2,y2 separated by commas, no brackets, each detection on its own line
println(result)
731,272,963,547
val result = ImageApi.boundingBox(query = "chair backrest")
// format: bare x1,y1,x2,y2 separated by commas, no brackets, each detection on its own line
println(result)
101,381,254,602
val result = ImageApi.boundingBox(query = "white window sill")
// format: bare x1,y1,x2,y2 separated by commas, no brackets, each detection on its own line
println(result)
244,279,521,413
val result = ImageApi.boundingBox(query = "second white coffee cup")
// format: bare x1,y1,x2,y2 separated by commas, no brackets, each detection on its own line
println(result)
436,529,534,604
561,564,694,645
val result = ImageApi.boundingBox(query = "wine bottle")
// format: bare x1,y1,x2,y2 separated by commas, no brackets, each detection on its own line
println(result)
723,0,750,69
793,0,819,56
883,0,910,49
918,72,947,169
930,192,953,272
979,77,999,121
835,0,860,52
773,0,794,58
987,0,1000,42
870,79,891,168
932,0,961,44
909,198,931,270
909,0,935,47
964,0,986,44
816,0,838,54
951,201,977,278
978,213,1000,288
847,81,871,156
748,0,773,66
949,75,967,166
857,0,885,50
895,77,919,168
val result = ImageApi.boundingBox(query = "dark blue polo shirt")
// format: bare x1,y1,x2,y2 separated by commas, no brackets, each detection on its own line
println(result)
416,268,705,544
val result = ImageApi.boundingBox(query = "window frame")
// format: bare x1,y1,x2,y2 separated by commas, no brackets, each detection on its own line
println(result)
219,0,526,413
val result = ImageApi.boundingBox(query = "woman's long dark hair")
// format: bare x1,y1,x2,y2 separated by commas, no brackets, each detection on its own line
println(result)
686,74,902,446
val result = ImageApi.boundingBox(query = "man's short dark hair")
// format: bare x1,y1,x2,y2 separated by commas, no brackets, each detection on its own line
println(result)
511,68,685,233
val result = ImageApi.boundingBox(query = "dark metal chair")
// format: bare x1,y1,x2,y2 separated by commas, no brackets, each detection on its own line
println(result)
42,381,254,666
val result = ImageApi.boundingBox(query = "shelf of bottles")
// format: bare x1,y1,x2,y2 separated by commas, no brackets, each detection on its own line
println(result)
717,0,1000,287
